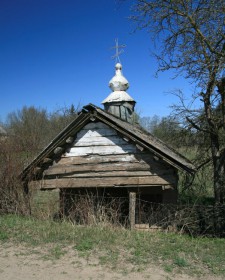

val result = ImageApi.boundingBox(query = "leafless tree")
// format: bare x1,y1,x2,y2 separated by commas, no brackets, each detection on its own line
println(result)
132,0,225,203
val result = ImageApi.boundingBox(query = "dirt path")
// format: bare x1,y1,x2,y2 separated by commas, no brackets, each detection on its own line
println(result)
0,244,222,280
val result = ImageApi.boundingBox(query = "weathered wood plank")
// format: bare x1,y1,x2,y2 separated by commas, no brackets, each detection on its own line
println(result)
74,124,130,146
60,153,171,170
60,154,140,164
74,122,118,143
77,129,117,139
44,170,164,178
65,144,137,157
44,162,174,176
39,176,176,189
44,162,151,175
73,135,127,147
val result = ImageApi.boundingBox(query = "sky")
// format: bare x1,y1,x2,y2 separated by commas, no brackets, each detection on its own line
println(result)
0,0,193,123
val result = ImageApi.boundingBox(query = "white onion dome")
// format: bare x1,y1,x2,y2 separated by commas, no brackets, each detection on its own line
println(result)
109,63,129,92
102,62,136,123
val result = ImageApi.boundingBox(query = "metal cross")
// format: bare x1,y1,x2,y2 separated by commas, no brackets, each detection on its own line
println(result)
111,38,126,63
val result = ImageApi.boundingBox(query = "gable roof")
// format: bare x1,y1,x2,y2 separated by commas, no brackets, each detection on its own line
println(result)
21,104,196,180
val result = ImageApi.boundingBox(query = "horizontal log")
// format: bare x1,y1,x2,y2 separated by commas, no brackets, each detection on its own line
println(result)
45,171,158,178
60,154,140,164
44,162,173,176
60,153,171,170
38,175,176,189
44,162,150,175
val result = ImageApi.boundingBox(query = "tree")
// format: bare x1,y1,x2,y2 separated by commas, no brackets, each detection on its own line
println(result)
132,0,225,203
6,104,79,161
48,103,79,136
6,106,49,159
140,115,190,148
0,104,79,214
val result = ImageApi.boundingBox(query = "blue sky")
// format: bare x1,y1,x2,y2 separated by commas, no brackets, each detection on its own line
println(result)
0,0,193,123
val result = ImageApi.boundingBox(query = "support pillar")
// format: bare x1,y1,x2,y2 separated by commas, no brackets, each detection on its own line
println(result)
59,189,65,218
129,192,136,230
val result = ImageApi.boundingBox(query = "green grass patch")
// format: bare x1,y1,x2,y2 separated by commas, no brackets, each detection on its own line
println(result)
42,245,67,260
0,230,8,241
0,214,225,277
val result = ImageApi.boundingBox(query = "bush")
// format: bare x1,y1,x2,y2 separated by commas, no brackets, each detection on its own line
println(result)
0,138,30,215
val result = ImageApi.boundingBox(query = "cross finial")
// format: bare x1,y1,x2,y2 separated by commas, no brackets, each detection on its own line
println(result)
111,38,126,64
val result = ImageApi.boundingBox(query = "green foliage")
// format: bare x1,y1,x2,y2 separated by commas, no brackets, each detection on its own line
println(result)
173,256,188,267
0,230,8,241
75,239,94,252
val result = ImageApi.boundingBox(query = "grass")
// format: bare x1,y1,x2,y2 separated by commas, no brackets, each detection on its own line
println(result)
0,214,225,277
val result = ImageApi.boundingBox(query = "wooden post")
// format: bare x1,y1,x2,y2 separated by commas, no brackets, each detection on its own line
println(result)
129,192,136,230
23,181,32,216
59,189,65,218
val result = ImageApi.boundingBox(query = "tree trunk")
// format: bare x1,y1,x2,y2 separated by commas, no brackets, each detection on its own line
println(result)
211,135,225,203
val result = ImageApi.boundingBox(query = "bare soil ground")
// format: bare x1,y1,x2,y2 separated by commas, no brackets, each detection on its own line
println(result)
0,243,223,280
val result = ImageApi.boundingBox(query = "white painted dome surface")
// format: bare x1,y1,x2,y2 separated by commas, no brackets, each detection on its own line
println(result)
102,91,135,104
109,63,129,92
102,63,135,104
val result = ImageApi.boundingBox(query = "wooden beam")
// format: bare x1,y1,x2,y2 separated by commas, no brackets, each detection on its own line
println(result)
38,176,176,189
45,170,163,178
44,162,153,175
60,154,140,164
44,170,175,179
